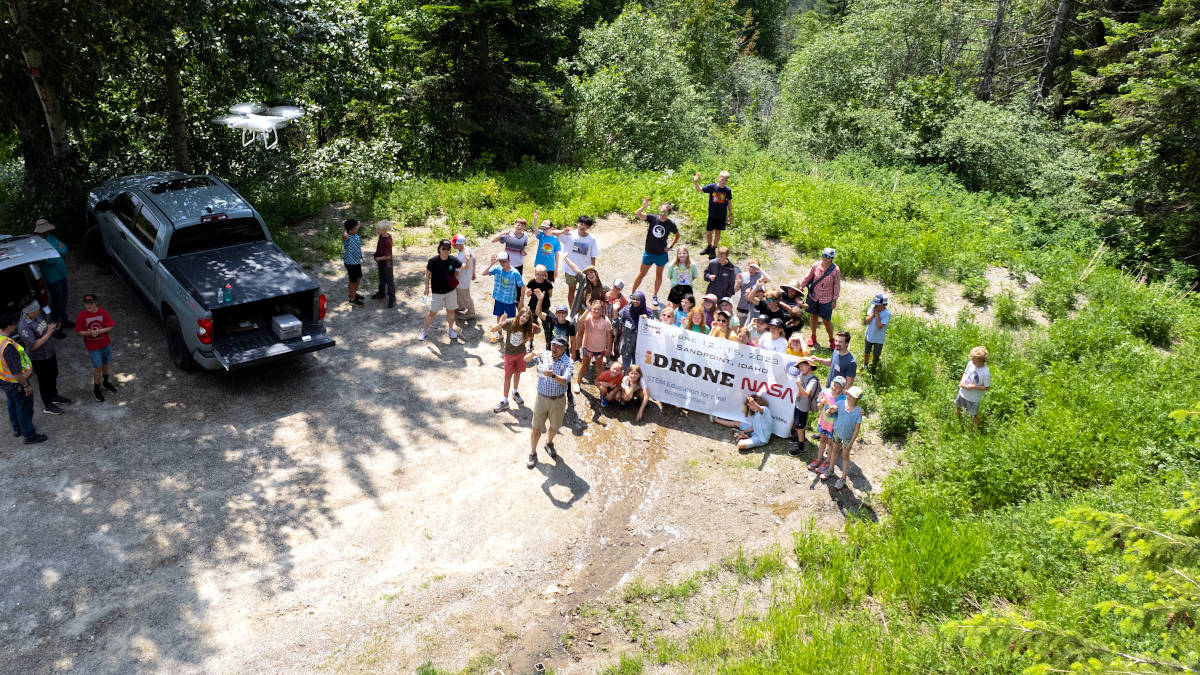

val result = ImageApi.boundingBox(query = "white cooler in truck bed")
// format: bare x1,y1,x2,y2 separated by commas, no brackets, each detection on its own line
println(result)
271,313,303,340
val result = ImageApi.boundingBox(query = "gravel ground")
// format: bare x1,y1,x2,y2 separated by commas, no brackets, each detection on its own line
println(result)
0,213,900,674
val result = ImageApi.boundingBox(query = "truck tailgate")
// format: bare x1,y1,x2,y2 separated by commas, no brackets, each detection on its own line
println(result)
213,325,334,370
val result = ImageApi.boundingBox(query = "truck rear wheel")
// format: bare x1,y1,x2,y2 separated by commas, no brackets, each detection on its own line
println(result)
165,315,199,371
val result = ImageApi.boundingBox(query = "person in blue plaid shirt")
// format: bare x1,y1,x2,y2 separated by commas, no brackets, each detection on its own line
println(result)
487,251,525,337
524,336,574,469
341,219,364,306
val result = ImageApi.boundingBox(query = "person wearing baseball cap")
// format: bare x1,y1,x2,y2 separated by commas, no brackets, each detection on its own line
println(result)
544,302,577,405
798,247,841,350
827,385,864,490
33,218,70,336
530,211,562,281
450,234,477,321
485,250,524,339
524,336,575,469
604,279,628,349
811,375,846,477
761,317,788,353
863,293,890,370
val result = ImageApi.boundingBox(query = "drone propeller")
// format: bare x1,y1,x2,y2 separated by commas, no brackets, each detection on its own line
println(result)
229,102,266,115
213,114,244,127
265,105,305,120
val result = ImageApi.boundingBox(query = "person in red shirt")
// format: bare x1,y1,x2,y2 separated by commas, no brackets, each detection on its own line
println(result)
595,362,624,408
73,293,117,402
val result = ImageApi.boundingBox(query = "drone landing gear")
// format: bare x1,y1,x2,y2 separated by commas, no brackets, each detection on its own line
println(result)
241,127,280,150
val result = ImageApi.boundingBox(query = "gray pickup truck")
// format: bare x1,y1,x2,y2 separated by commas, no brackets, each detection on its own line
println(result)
86,172,334,371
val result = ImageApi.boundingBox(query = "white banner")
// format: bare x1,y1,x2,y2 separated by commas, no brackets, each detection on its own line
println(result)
635,319,799,437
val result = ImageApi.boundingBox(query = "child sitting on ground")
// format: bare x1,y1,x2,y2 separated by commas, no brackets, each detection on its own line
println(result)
596,362,624,406
711,394,773,452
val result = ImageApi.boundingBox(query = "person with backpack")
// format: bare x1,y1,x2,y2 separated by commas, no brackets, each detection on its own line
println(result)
798,248,841,350
788,356,821,456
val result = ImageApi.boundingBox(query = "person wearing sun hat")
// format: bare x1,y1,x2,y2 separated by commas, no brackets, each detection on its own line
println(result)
798,247,841,350
863,293,891,369
779,278,805,311
787,355,821,457
33,218,70,337
827,385,864,490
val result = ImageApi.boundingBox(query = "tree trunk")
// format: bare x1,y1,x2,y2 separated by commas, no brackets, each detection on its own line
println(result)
976,0,1008,102
1033,0,1072,108
163,52,193,173
7,0,74,166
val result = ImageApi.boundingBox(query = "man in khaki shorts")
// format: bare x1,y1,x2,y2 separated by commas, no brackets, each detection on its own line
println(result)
525,336,574,469
451,234,476,320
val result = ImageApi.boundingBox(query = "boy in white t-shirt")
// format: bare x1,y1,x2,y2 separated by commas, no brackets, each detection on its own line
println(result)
556,215,600,309
955,346,991,427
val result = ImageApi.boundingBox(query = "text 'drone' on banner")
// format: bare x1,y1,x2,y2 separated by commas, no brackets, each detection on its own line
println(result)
636,319,798,437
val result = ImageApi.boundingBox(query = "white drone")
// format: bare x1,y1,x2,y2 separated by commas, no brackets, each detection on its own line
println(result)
213,103,305,149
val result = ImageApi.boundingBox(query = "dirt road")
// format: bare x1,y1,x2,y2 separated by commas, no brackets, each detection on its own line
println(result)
0,213,898,674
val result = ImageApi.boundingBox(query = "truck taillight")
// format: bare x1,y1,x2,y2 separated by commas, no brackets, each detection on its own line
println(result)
318,294,327,320
197,318,213,345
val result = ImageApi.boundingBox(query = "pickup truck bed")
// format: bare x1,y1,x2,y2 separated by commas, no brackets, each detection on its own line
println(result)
161,241,317,309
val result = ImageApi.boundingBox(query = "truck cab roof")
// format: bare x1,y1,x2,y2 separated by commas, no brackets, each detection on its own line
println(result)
91,173,258,229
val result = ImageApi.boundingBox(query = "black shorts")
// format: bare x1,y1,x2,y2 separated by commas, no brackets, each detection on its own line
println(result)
865,340,884,358
546,269,556,282
807,297,834,321
793,409,810,429
705,218,727,232
515,264,524,275
345,264,362,282
667,284,694,305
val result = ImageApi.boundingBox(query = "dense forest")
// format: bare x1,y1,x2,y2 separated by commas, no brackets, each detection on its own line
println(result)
1,0,1197,278
4,1,1200,672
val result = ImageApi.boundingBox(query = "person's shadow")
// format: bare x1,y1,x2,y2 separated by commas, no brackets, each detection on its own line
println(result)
537,457,590,509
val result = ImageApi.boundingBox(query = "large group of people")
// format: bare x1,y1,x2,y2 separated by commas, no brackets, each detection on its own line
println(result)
6,178,993,485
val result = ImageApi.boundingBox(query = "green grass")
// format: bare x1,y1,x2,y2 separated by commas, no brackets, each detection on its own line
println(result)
374,151,1080,291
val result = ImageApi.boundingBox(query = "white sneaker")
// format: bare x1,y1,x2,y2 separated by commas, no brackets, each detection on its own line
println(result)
572,381,581,394
449,328,459,339
417,329,427,341
512,390,524,405
493,399,509,413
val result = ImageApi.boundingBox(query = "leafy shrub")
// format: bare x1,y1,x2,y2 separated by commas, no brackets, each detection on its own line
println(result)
903,284,937,313
934,101,1079,197
1082,268,1180,347
962,276,988,304
568,7,708,169
879,390,920,440
992,290,1029,328
1029,278,1079,321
